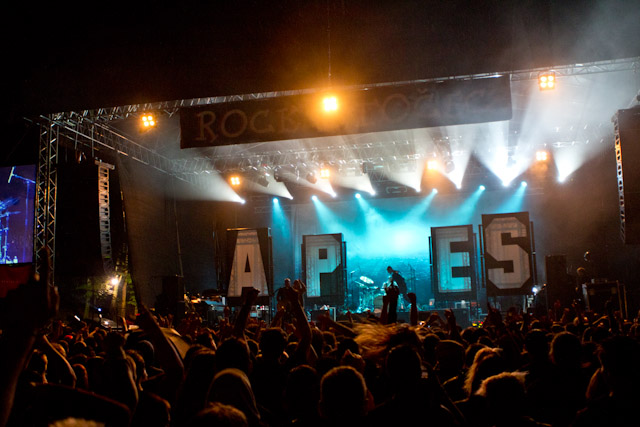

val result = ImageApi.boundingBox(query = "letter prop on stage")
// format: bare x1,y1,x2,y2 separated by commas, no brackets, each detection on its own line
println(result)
226,228,273,304
430,225,477,302
301,233,347,308
481,212,534,296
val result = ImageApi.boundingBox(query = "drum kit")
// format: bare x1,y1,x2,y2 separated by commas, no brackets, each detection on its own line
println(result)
354,275,386,312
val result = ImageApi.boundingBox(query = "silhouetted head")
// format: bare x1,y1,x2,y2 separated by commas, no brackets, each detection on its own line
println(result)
285,365,320,420
550,331,581,368
188,402,248,427
216,338,251,374
524,329,550,359
320,366,368,422
386,344,422,390
465,347,506,395
259,328,287,360
477,372,527,420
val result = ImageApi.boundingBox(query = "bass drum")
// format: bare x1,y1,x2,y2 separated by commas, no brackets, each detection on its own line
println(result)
373,295,384,313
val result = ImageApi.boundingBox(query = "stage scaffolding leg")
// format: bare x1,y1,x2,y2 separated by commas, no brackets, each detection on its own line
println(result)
34,117,59,283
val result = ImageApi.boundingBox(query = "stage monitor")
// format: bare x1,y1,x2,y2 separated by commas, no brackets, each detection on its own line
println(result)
0,165,36,265
431,225,477,302
226,228,273,304
302,233,346,307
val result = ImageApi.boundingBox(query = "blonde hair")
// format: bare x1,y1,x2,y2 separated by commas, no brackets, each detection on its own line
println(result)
464,347,504,396
354,323,420,363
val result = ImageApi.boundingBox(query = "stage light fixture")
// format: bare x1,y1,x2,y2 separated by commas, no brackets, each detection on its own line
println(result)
141,114,156,128
274,167,285,182
251,172,269,188
273,197,279,204
311,195,318,201
320,168,331,179
427,159,438,170
521,181,528,187
536,150,549,162
432,188,438,194
322,96,338,112
479,185,486,191
229,175,241,186
538,72,556,91
306,171,317,184
444,159,455,174
355,193,362,199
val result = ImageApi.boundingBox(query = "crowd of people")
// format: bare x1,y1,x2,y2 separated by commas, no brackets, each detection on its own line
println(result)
1,254,639,427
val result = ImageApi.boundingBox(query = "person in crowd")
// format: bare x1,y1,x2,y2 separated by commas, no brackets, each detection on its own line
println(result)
3,250,640,427
292,279,307,308
319,366,369,426
284,365,321,426
476,372,550,427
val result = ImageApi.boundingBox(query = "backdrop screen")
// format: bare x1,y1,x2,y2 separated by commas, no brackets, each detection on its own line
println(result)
0,165,36,264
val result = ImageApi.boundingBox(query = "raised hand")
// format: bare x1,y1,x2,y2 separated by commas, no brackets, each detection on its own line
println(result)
245,287,260,306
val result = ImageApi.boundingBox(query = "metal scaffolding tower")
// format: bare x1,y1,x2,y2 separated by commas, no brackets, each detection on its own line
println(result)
34,117,59,278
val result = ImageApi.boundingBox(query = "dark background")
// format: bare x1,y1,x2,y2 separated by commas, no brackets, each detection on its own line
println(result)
6,1,640,117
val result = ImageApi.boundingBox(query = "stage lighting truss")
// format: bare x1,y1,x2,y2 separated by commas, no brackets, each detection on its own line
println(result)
337,164,363,177
538,71,556,91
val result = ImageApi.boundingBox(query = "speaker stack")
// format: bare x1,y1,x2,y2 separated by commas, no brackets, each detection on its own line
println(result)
615,107,640,244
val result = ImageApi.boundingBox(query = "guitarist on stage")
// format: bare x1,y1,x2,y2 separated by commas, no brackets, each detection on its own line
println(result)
385,266,408,310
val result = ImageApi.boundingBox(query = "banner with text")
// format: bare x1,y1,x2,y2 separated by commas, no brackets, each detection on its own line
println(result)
180,76,512,148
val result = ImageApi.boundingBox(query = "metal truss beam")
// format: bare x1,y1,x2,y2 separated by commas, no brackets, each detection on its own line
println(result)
40,115,212,186
50,57,639,123
34,117,59,279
